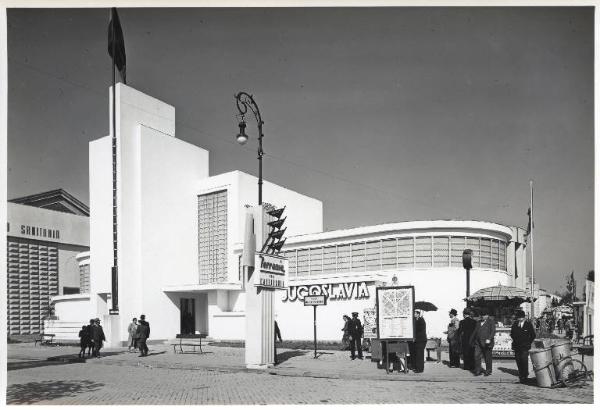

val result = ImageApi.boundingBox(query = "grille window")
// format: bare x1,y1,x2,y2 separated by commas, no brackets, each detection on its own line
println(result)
322,246,337,274
433,237,449,267
415,237,431,268
381,239,397,270
351,242,366,272
398,237,414,268
337,244,351,272
365,241,380,271
198,190,228,284
451,236,466,267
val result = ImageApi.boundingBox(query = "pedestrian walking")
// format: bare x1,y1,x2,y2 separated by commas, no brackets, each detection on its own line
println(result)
348,312,364,360
410,309,427,373
91,318,106,358
458,308,477,371
510,309,536,384
127,317,138,352
274,320,283,365
470,309,496,376
137,314,150,357
565,318,574,340
78,325,91,358
444,308,461,368
341,315,351,351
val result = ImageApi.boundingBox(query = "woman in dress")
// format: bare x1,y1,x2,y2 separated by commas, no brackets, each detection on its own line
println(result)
341,315,351,350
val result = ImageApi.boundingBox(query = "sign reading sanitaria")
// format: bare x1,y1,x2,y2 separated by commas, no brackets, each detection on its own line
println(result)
376,286,415,340
254,253,288,289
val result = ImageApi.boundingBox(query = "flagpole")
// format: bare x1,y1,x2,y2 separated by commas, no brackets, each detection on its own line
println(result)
110,8,119,313
529,179,534,319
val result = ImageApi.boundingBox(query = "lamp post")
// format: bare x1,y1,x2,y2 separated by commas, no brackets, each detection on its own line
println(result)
235,91,264,205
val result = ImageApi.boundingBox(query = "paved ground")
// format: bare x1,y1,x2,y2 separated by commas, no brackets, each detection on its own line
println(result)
6,342,594,404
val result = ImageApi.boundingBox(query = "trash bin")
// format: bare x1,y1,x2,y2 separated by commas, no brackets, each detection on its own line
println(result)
530,348,556,388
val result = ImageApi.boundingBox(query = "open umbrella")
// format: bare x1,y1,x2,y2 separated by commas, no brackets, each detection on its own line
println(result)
414,301,438,312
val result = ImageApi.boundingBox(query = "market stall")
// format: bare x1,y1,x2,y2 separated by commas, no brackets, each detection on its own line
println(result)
465,285,536,358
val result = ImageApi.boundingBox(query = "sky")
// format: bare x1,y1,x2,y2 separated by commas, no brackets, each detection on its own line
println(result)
6,6,594,293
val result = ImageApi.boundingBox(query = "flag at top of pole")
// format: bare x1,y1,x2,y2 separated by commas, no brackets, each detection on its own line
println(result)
108,8,126,84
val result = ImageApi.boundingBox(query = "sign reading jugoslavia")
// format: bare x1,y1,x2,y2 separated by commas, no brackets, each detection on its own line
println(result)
254,253,288,289
304,295,327,306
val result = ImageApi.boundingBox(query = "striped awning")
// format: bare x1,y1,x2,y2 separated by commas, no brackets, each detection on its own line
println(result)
465,285,536,303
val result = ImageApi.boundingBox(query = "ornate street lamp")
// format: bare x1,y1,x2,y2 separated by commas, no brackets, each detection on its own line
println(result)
235,91,264,205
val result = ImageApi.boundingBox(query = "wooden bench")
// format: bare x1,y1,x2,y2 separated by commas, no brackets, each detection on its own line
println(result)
171,333,207,354
34,333,56,346
425,338,441,362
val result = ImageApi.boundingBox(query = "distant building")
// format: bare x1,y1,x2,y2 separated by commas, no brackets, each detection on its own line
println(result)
523,282,561,318
6,189,89,336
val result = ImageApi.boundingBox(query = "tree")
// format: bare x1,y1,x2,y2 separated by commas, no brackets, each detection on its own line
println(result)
551,297,559,308
587,270,594,282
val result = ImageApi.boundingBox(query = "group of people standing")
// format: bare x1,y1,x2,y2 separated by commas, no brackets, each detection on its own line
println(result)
446,307,536,383
78,318,106,358
127,315,151,356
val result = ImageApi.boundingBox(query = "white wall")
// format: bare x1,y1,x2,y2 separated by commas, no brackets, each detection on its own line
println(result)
89,136,113,311
53,295,93,322
273,267,511,341
90,84,209,344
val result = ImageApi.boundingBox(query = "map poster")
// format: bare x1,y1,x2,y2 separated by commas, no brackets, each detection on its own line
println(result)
376,286,415,340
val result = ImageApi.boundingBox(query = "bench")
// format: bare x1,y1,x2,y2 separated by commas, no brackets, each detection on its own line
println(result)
425,338,441,362
172,333,207,354
34,333,56,346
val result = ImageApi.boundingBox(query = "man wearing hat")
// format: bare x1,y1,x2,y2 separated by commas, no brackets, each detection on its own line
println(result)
470,308,496,376
458,308,477,371
137,314,151,357
411,309,427,373
510,309,536,383
348,312,364,360
90,318,105,358
444,308,461,368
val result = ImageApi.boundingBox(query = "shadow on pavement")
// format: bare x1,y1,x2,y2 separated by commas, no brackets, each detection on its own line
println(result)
276,349,308,364
497,366,520,377
7,380,104,404
8,360,77,372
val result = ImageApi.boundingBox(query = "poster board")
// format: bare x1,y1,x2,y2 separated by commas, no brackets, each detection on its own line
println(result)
362,308,377,339
376,286,415,341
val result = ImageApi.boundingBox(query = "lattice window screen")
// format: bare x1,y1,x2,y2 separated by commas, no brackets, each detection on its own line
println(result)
6,238,58,335
198,190,228,284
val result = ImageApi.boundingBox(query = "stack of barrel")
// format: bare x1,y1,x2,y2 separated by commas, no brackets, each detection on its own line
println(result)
529,339,573,387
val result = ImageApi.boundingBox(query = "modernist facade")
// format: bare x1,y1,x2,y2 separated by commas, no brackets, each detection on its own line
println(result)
6,190,90,336
49,84,528,345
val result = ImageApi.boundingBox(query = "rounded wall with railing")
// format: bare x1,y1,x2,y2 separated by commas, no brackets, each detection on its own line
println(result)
274,220,520,340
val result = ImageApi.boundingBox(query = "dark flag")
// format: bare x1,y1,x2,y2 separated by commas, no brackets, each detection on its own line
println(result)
108,8,126,84
526,207,533,236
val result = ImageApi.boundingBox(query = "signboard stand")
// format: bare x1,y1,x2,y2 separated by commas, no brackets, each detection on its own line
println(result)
304,295,327,359
375,286,415,374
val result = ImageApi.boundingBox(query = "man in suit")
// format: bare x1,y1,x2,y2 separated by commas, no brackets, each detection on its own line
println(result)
91,318,106,358
444,308,461,368
348,312,364,360
137,314,151,357
511,309,536,383
470,308,496,376
412,309,427,373
458,308,477,371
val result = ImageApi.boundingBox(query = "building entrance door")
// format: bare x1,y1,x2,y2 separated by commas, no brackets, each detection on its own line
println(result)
180,298,196,335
